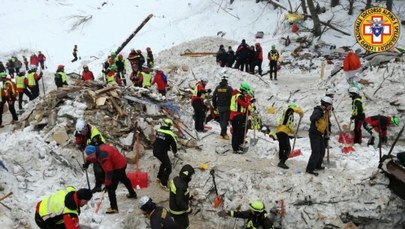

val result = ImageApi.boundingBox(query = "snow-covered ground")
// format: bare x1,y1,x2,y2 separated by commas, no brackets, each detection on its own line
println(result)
1,0,405,228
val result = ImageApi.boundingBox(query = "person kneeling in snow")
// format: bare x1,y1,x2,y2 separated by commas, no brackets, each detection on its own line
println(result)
138,196,178,229
217,200,276,229
363,115,400,147
35,187,92,229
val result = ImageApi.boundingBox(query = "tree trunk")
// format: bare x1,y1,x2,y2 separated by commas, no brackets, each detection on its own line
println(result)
301,0,308,14
365,0,372,9
331,0,339,8
307,0,322,36
348,0,354,15
386,0,393,11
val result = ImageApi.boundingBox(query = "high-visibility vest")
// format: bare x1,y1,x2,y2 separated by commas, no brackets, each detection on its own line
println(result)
56,72,68,84
157,129,177,143
106,72,115,83
16,76,26,89
90,125,106,143
27,72,37,87
169,180,191,215
192,82,206,99
352,98,365,116
38,186,77,221
141,72,152,87
230,93,246,113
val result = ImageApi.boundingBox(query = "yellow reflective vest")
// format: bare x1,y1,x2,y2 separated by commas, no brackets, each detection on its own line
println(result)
38,186,77,221
141,72,152,87
16,75,26,89
27,72,37,87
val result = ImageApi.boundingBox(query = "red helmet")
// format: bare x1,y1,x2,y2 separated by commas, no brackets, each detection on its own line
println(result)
57,65,65,71
146,47,151,52
137,49,142,54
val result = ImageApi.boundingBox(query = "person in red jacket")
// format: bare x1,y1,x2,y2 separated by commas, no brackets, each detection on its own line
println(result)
84,144,137,214
229,82,254,153
35,187,92,229
30,54,39,68
191,77,210,132
151,66,168,96
254,43,263,75
0,72,18,127
38,51,46,70
363,115,400,146
81,65,94,81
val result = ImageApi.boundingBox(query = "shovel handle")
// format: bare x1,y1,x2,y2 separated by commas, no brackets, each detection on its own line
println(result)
291,116,302,152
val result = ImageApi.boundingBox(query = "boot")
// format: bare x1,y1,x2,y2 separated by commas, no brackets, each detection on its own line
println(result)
105,208,119,214
306,170,318,176
277,161,289,169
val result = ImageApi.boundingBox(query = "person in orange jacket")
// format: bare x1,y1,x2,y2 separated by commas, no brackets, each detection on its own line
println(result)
81,65,94,81
84,144,137,214
229,82,255,153
34,187,92,229
15,69,33,110
0,72,19,127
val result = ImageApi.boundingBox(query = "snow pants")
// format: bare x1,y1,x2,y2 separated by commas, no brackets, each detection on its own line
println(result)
306,132,325,172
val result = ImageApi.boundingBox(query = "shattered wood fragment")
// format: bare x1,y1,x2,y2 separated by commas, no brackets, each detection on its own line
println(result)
109,97,126,117
95,86,118,96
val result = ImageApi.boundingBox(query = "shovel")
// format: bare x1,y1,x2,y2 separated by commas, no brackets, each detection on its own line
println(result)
250,113,259,146
240,110,250,153
210,169,223,208
288,116,302,158
332,111,354,154
127,131,149,189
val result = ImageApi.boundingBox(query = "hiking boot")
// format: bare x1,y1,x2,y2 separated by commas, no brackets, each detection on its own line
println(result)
277,162,289,169
306,170,318,176
105,208,119,214
91,186,102,193
315,166,325,170
221,134,230,140
126,193,137,199
159,182,169,192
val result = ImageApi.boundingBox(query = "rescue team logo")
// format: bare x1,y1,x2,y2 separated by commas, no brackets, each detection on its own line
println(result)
354,7,400,52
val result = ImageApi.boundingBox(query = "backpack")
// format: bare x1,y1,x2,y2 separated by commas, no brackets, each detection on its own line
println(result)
161,72,168,85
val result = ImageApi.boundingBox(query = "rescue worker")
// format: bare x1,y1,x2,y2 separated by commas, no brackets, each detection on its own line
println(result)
218,200,274,229
363,115,400,147
306,96,333,176
253,42,263,75
34,187,92,229
141,65,152,88
84,144,137,214
130,69,143,87
0,72,19,128
234,39,250,72
216,44,228,67
55,65,68,88
38,51,46,70
169,164,195,229
276,102,304,169
212,76,233,140
349,87,365,144
138,196,178,229
229,82,254,153
115,54,127,86
151,66,168,96
75,119,106,193
26,65,42,99
127,49,140,74
105,65,120,86
22,56,29,70
153,119,177,191
15,69,32,110
81,65,94,81
146,47,154,69
72,45,78,62
30,53,39,68
268,44,280,80
191,77,210,132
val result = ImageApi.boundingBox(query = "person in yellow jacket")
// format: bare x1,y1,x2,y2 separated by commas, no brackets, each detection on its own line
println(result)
55,65,68,88
141,65,152,88
34,187,92,229
306,96,333,176
276,102,304,169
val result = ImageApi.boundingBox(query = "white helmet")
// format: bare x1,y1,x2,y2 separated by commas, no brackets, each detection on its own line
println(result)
201,77,208,83
153,66,160,71
326,88,336,95
138,196,151,208
321,96,333,105
348,87,359,94
75,119,88,133
30,65,37,70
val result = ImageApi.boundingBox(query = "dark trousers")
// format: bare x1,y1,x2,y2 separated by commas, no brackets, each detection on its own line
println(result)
250,60,263,75
276,132,290,163
153,150,172,186
34,211,65,229
306,132,325,172
231,115,246,151
0,98,18,126
18,88,32,110
29,85,40,100
40,61,45,70
172,213,190,229
219,109,230,136
107,166,136,210
269,61,278,79
71,53,78,62
94,162,105,189
354,119,364,144
192,100,206,131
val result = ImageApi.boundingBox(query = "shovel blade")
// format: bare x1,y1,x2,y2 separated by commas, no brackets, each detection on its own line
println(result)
213,196,223,208
288,149,302,158
338,133,354,144
342,146,355,154
250,138,258,146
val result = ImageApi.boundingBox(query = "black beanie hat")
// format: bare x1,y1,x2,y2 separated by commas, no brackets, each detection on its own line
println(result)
76,189,93,200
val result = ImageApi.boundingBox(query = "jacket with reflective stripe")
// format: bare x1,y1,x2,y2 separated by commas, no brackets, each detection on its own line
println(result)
27,72,37,86
276,107,304,135
16,75,26,89
352,96,365,118
38,186,77,221
141,72,152,87
169,176,191,215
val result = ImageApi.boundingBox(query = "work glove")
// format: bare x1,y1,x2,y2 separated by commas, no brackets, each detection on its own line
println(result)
350,116,355,120
207,89,212,93
82,163,89,170
39,72,43,76
250,98,256,103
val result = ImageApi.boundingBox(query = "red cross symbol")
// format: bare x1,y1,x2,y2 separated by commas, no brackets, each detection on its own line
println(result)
363,16,391,44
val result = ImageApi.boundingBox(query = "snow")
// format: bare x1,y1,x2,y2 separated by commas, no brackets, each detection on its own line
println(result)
1,0,405,228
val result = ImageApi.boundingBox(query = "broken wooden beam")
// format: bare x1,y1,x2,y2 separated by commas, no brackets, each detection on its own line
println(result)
109,97,126,117
180,52,216,57
95,86,118,96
